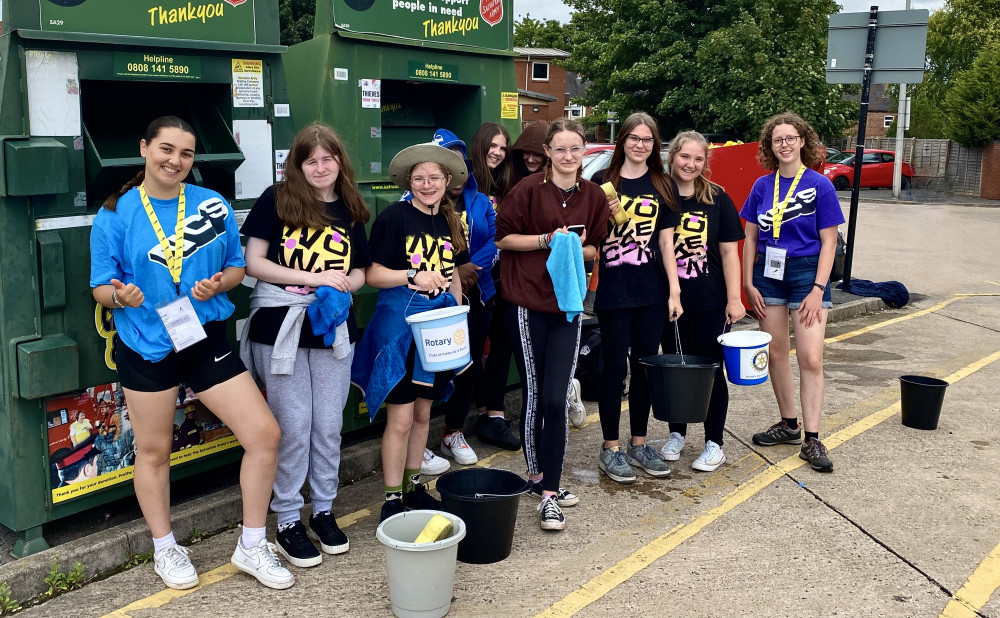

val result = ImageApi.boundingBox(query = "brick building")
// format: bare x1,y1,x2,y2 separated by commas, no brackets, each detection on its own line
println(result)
514,47,571,126
843,84,899,137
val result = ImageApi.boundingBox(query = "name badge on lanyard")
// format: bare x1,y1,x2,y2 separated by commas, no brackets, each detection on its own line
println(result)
765,166,805,281
141,184,207,351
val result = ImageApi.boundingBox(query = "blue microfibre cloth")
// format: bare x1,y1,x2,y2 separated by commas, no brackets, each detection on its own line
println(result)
546,232,587,322
308,286,353,346
837,278,909,308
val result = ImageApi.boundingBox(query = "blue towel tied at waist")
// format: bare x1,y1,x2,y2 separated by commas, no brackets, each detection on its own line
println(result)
350,286,463,420
546,232,587,321
308,286,353,353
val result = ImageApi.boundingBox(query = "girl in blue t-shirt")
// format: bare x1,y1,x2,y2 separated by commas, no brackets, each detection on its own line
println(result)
241,123,371,568
739,112,845,474
90,116,293,591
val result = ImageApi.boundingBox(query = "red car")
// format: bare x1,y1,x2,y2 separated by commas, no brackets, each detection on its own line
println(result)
821,149,915,191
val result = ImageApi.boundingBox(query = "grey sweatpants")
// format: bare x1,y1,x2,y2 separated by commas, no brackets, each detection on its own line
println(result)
253,343,354,525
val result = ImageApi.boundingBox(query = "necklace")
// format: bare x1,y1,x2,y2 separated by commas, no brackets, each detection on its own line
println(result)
554,182,578,208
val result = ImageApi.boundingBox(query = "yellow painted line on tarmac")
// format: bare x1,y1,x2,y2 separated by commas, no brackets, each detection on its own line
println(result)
981,281,1000,287
824,295,962,346
101,564,240,618
535,348,1000,618
939,541,1000,618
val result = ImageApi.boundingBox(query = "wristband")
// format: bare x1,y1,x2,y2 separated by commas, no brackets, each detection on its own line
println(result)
112,290,126,309
813,282,826,291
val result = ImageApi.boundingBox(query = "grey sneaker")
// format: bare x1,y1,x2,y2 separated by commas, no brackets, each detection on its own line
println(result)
799,437,834,473
625,443,671,477
752,420,803,446
599,447,637,484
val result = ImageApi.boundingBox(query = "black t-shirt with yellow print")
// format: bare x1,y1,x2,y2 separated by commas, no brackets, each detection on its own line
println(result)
241,185,371,347
369,200,470,297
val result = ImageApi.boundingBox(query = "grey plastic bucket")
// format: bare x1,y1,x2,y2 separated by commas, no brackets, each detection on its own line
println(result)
376,510,467,618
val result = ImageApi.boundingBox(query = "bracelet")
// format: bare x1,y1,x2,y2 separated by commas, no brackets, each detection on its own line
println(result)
813,282,826,291
537,233,546,249
111,290,125,308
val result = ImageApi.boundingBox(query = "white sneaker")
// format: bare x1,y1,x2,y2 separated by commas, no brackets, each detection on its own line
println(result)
231,538,295,590
441,431,478,465
420,447,451,476
568,379,586,428
692,440,726,472
153,545,199,590
660,432,685,461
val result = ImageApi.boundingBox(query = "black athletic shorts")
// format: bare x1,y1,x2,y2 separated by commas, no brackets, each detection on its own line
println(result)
114,321,247,393
384,344,452,405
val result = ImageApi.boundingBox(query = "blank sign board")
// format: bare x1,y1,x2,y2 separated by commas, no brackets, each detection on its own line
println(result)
826,9,929,84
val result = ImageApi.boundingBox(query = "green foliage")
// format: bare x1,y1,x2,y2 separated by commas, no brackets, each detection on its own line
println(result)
561,0,854,141
43,560,86,597
279,0,315,46
513,15,570,49
907,0,1000,139
124,551,154,569
0,582,21,615
944,43,1000,147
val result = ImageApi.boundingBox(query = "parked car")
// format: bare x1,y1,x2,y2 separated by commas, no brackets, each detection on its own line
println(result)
581,145,670,181
821,149,914,190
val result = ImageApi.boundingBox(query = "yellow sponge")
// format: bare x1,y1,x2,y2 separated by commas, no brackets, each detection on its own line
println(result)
601,182,630,225
414,514,453,544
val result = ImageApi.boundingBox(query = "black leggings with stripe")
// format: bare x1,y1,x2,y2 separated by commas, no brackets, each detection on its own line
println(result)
507,306,581,493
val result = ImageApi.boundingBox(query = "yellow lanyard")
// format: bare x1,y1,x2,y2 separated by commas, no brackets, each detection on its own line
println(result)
771,165,805,241
139,184,186,293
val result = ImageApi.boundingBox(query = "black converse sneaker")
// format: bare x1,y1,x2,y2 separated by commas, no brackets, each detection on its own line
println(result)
308,511,350,555
537,495,566,531
275,521,321,568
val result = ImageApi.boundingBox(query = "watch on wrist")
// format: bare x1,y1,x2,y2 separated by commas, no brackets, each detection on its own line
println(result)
813,282,826,291
406,268,418,286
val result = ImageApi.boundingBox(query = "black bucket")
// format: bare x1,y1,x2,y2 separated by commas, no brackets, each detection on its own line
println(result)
435,468,528,564
899,375,948,430
640,354,718,424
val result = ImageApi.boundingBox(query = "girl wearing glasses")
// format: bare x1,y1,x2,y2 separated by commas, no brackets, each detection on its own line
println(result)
474,121,551,454
659,130,746,472
589,112,681,484
740,112,844,473
352,143,470,522
495,119,609,530
241,123,370,568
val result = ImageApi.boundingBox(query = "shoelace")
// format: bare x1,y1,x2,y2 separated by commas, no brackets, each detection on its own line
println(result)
804,439,828,458
257,541,282,568
612,450,630,466
537,496,562,519
702,443,721,460
162,545,192,568
449,432,471,450
665,435,684,453
423,448,435,462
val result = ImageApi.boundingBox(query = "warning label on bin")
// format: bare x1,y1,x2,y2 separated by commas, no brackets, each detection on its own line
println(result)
501,91,518,119
232,59,263,108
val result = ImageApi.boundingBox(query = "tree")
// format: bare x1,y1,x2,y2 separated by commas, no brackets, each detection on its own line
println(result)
513,15,570,49
944,43,1000,147
279,0,315,47
906,0,1000,139
562,0,855,140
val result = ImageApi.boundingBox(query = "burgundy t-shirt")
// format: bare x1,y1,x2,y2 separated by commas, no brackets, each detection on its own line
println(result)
495,173,609,314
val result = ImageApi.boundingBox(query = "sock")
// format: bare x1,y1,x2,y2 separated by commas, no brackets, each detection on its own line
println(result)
152,532,177,555
241,525,266,549
277,522,297,533
782,417,799,430
805,431,819,443
385,485,403,502
403,468,421,492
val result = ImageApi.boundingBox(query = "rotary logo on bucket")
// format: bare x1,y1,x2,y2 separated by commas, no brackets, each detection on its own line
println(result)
717,330,772,386
421,322,469,363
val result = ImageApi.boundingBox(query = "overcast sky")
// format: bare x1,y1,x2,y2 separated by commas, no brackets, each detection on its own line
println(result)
512,0,946,24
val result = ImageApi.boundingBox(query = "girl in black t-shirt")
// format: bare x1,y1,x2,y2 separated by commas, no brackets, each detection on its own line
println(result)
660,130,746,472
241,123,371,567
361,143,470,523
592,112,682,485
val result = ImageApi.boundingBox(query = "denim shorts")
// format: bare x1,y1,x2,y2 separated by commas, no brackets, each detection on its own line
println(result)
752,253,833,309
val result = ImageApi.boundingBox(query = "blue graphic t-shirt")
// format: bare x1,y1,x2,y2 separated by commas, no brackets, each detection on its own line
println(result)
90,184,246,362
591,170,680,311
673,187,745,312
740,168,844,257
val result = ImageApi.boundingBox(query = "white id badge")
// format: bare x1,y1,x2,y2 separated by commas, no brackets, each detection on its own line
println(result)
156,295,208,352
764,245,787,280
